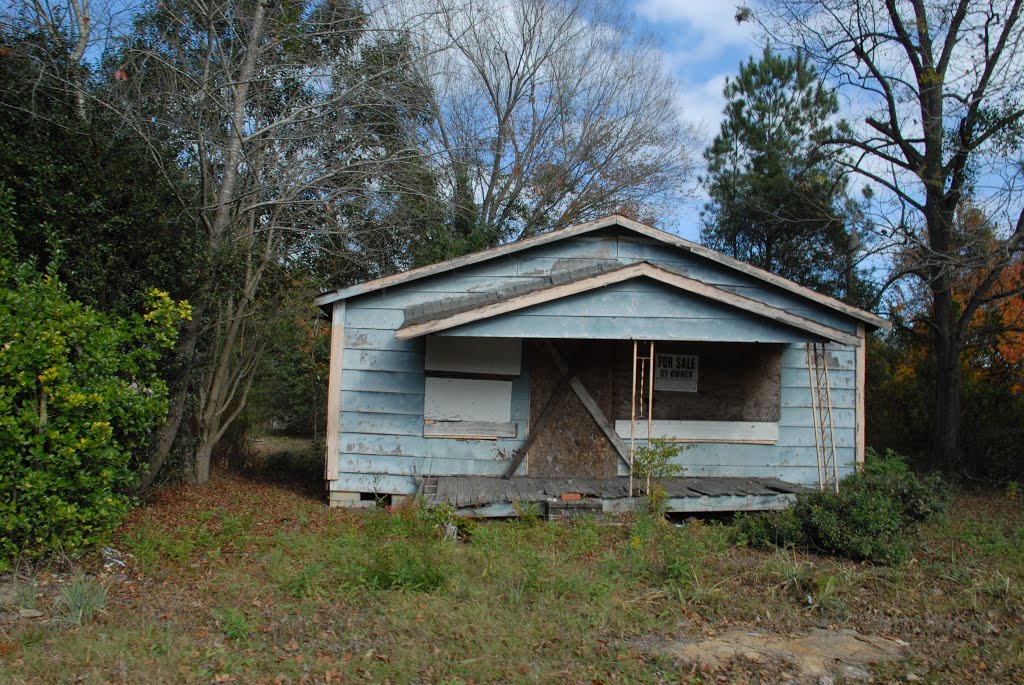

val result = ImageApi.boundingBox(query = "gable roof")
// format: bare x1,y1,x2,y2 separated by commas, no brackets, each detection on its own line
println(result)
395,261,862,346
315,214,890,331
402,260,623,327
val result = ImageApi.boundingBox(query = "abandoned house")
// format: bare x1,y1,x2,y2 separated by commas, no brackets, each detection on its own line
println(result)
314,215,890,515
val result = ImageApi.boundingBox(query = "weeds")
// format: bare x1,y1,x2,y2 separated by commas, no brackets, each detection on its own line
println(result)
961,571,1024,611
51,575,107,626
13,575,37,610
765,548,815,599
807,573,844,614
213,607,255,641
760,549,854,615
362,541,451,592
511,500,541,525
633,439,690,517
670,567,727,607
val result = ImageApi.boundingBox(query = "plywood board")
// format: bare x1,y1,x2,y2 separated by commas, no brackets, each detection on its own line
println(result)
526,341,620,478
425,336,522,375
424,377,512,422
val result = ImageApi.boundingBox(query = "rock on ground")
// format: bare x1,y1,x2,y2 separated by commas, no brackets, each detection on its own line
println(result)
652,628,909,683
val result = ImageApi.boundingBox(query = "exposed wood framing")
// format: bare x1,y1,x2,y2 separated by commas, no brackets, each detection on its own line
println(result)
316,214,889,331
396,262,861,347
856,323,866,465
324,301,346,481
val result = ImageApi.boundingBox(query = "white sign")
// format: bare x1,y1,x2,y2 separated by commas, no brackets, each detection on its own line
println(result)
654,354,698,392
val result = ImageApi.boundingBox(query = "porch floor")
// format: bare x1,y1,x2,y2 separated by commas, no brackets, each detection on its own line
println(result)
419,476,805,513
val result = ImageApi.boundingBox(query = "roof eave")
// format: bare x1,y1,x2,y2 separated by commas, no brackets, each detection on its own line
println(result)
315,213,890,332
395,262,863,347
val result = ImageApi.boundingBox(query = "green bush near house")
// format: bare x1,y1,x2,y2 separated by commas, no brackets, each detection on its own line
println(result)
0,190,190,567
737,448,952,563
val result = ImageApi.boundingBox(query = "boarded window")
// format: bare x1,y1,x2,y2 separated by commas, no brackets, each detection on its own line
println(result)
423,337,521,438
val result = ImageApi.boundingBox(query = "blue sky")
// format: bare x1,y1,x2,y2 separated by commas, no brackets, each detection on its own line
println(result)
627,1,763,239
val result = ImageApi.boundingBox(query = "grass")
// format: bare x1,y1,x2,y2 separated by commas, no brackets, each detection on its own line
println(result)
0,475,1021,684
50,575,108,626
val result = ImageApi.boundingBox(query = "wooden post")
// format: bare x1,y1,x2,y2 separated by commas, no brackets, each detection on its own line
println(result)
629,339,637,498
646,340,654,496
324,301,346,482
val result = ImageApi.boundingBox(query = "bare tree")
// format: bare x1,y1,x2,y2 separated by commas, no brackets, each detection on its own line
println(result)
113,0,437,484
750,0,1024,469
412,0,698,240
5,0,138,115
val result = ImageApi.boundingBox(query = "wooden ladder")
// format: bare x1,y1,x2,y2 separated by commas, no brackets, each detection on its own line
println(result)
806,343,839,493
629,340,655,497
418,476,439,501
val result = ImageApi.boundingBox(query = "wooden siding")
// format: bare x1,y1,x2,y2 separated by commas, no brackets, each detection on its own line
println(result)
328,233,861,494
332,326,530,491
434,279,835,343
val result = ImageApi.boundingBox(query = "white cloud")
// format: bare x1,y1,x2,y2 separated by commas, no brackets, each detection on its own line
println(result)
675,71,729,134
634,1,754,54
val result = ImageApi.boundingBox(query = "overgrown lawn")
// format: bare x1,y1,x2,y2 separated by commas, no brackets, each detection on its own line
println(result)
1,476,1021,684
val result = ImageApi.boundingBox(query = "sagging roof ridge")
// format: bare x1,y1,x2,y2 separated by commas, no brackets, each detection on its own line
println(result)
315,214,890,331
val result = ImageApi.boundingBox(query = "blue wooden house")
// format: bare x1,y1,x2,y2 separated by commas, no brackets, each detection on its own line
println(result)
314,216,889,515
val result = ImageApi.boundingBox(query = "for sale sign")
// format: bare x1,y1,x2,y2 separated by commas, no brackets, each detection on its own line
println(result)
654,353,698,392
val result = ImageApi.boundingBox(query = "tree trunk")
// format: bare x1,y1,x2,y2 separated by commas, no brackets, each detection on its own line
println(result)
139,315,201,492
931,286,962,470
193,438,214,485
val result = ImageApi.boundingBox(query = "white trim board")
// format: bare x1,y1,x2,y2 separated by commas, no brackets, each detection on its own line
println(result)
615,420,779,444
324,301,346,480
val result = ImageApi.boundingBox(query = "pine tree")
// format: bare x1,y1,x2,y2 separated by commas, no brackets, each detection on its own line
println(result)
701,46,867,304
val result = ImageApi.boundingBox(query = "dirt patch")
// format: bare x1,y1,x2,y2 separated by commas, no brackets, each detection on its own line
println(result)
649,628,910,683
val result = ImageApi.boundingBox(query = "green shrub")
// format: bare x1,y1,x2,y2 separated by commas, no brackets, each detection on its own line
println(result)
794,485,909,563
847,447,952,524
633,439,690,517
0,192,190,566
735,506,803,549
737,448,950,563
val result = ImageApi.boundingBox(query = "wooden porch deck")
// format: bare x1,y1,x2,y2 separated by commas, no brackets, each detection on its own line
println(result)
419,476,805,516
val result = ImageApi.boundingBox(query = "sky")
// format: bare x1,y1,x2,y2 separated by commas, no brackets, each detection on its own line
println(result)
627,1,763,240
